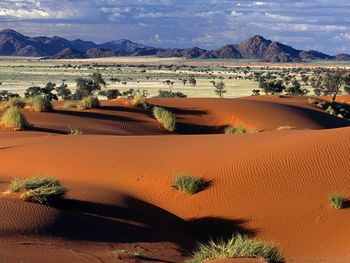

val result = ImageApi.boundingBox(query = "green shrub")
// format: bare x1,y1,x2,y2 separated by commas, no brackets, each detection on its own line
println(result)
63,101,78,109
8,176,66,205
1,106,29,130
29,95,53,112
152,106,176,132
187,234,284,263
328,194,347,210
78,96,100,110
172,174,207,195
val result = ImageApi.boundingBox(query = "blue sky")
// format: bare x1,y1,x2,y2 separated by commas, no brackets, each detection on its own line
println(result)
0,0,349,54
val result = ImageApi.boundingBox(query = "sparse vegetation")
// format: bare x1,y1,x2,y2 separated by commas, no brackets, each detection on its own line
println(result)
0,106,29,130
152,106,176,132
172,173,207,195
78,96,100,110
328,194,347,210
8,176,66,205
187,234,284,263
29,95,53,112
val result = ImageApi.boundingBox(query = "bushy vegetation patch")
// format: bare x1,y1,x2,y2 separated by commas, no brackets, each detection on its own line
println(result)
8,176,66,205
328,194,347,210
187,234,284,263
172,173,208,195
1,106,29,130
152,106,176,132
308,97,350,120
29,95,53,112
78,96,100,110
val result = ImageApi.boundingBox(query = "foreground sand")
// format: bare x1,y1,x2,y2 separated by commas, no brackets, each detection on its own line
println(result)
0,96,349,262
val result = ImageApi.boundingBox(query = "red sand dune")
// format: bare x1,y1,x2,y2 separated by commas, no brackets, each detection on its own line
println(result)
0,96,349,262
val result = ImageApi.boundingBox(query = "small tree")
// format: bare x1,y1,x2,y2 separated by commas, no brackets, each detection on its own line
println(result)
315,70,350,102
214,81,226,98
163,80,175,92
188,76,197,86
55,82,72,100
285,80,309,96
73,73,106,99
259,80,286,95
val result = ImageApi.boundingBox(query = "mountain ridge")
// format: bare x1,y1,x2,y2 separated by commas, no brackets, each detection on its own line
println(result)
0,29,348,62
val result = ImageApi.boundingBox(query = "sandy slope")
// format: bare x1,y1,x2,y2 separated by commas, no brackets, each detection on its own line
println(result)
0,96,349,262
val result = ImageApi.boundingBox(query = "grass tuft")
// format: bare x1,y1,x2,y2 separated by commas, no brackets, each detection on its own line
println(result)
153,106,176,132
1,97,25,109
187,234,284,263
328,194,347,210
276,125,296,131
172,173,208,195
8,176,66,205
29,96,53,112
78,96,100,110
63,101,78,109
225,125,256,134
1,106,29,130
68,127,83,135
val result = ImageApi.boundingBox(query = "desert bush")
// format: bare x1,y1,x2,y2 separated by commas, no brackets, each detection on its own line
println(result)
328,194,347,210
78,96,100,110
131,96,148,109
152,106,176,132
172,174,207,195
8,176,66,205
1,97,25,109
63,101,78,109
1,106,29,130
187,234,284,263
156,90,187,98
29,96,53,112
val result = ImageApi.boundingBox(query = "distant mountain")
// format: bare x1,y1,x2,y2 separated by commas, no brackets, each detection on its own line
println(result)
335,54,350,61
159,35,349,62
0,29,348,62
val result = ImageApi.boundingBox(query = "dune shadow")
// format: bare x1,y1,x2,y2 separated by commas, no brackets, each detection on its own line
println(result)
188,216,257,241
100,105,148,114
175,123,225,135
53,109,144,123
27,126,67,135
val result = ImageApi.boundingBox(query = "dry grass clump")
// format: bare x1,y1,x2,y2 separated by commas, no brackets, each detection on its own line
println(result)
225,125,256,134
8,176,66,205
131,96,148,109
0,97,25,109
276,125,296,131
78,96,100,110
63,101,78,109
0,106,29,130
29,95,53,112
68,127,83,135
328,194,347,210
153,106,176,132
172,173,208,195
187,234,284,263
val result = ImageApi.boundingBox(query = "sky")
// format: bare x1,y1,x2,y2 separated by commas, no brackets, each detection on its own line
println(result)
0,0,349,54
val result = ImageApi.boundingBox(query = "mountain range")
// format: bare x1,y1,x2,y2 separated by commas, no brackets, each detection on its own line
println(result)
0,29,349,62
